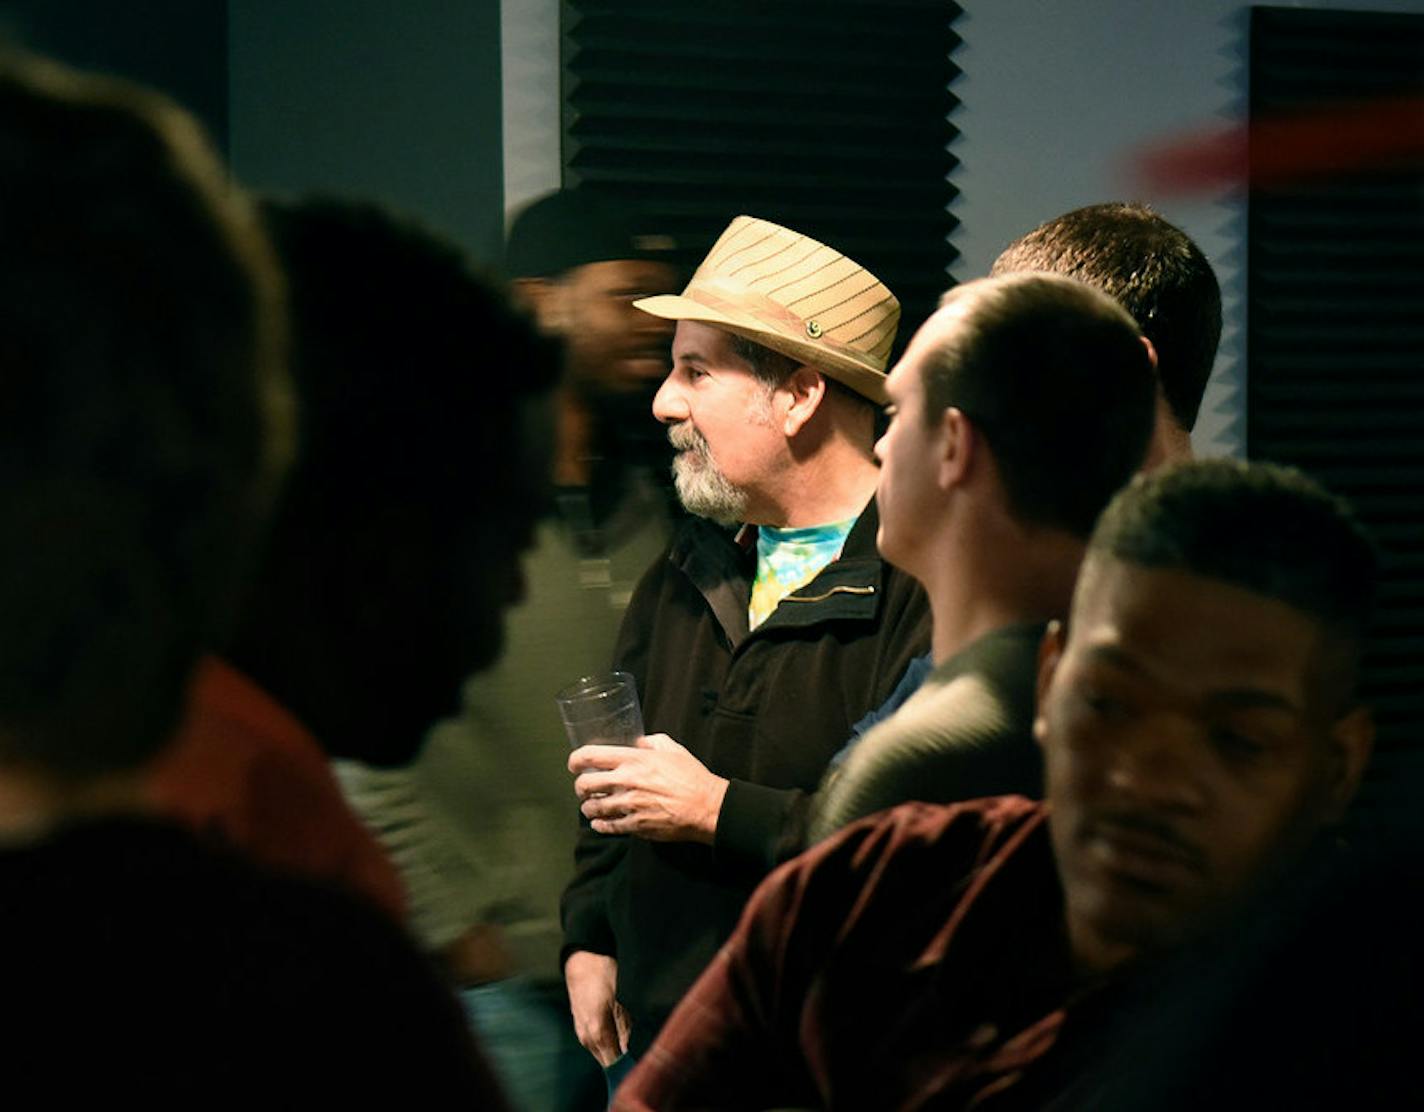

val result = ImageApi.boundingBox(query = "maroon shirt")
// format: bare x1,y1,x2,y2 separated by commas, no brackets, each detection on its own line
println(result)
616,797,1085,1111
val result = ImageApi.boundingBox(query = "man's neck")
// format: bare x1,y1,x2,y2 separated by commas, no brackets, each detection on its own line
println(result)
1142,404,1194,472
923,512,1085,666
756,443,879,529
553,387,595,488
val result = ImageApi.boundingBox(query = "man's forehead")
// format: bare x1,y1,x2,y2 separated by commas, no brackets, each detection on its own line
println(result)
895,299,973,377
671,319,737,361
916,300,973,351
577,257,677,288
1066,556,1321,705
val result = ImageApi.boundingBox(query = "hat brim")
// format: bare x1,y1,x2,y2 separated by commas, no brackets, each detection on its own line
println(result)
635,293,888,405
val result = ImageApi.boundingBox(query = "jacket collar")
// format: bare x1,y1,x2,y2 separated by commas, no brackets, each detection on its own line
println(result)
669,499,887,648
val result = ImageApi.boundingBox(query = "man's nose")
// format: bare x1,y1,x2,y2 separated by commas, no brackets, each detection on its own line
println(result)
1102,720,1210,814
651,374,686,425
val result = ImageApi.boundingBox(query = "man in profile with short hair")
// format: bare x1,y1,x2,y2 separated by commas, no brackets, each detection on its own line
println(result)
810,205,1222,829
807,272,1158,839
990,202,1222,466
561,216,930,1070
0,52,513,1100
616,459,1376,1110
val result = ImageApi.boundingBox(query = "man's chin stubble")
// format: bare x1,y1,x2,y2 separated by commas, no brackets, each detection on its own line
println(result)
672,456,746,527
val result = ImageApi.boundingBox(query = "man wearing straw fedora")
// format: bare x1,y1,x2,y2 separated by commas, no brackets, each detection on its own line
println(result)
562,216,931,1073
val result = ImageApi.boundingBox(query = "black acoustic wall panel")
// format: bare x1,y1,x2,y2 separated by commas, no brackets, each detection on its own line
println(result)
1248,6,1424,841
561,0,961,351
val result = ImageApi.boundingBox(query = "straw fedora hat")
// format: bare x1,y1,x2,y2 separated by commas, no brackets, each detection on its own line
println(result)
634,216,900,403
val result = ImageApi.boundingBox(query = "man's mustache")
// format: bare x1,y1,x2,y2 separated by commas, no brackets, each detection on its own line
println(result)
1081,809,1209,873
667,422,708,454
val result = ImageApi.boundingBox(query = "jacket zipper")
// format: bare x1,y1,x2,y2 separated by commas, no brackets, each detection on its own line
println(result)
780,584,876,605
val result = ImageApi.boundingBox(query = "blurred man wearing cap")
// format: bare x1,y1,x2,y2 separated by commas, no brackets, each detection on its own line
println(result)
358,189,680,1111
505,188,680,412
562,216,931,1072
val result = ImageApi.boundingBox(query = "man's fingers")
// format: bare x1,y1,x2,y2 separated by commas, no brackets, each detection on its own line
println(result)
581,790,628,819
573,769,627,801
567,743,638,775
576,1016,623,1067
614,1001,633,1054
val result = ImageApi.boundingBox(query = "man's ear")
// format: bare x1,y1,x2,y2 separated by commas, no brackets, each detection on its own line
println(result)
1140,335,1159,371
781,366,828,437
512,277,567,333
937,407,976,492
1033,620,1066,750
1323,705,1375,822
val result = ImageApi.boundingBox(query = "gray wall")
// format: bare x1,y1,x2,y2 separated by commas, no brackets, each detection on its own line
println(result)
502,0,560,226
0,0,230,150
228,0,505,264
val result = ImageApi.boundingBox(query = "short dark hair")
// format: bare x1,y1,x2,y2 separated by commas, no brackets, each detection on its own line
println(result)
1088,459,1378,690
991,203,1222,433
728,332,872,420
261,198,560,520
728,332,800,388
923,273,1156,537
0,54,288,778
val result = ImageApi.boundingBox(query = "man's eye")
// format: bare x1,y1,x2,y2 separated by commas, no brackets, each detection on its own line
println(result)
1211,726,1267,762
1080,689,1129,721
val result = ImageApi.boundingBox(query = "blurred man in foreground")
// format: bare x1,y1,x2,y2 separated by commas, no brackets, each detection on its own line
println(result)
0,53,509,1100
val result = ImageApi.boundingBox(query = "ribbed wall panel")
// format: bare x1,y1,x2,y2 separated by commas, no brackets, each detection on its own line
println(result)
1248,6,1424,840
561,0,961,349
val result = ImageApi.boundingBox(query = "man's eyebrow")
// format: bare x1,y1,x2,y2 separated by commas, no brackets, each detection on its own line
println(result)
1081,644,1142,674
1202,689,1302,715
1082,644,1302,714
674,350,709,368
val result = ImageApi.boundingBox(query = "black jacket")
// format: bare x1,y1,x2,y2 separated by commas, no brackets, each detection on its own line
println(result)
561,499,930,1054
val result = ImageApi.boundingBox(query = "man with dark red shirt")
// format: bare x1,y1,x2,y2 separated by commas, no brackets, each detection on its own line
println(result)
616,459,1377,1110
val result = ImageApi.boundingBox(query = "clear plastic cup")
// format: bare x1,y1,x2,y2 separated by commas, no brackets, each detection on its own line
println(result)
555,671,644,749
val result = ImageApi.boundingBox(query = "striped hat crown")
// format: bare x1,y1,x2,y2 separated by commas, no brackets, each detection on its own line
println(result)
634,216,900,403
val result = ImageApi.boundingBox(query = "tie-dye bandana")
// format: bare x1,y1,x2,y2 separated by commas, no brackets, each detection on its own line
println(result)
748,517,857,630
